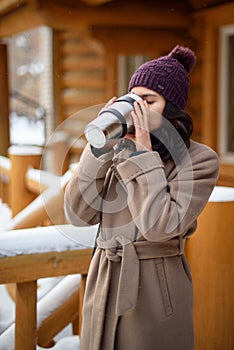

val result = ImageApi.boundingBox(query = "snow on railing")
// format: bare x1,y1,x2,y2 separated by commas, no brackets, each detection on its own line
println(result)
0,132,81,225
7,166,76,230
0,224,97,257
208,185,234,202
26,167,62,194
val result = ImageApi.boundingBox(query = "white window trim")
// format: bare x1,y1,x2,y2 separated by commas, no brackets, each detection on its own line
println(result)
117,55,149,96
219,24,234,164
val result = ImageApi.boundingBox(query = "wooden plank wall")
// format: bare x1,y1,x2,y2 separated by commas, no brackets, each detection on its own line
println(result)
186,54,202,143
53,28,108,126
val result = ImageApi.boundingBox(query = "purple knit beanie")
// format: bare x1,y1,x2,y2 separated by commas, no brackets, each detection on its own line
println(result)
128,45,196,110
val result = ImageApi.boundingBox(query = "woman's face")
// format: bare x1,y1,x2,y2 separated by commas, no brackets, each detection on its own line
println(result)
130,86,166,131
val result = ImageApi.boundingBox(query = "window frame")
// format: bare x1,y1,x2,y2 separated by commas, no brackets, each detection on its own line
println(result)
219,24,234,164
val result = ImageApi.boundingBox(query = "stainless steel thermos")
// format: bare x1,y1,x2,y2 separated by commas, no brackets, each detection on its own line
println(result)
84,93,141,148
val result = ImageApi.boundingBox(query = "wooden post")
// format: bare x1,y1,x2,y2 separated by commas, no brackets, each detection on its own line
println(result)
0,43,10,156
186,200,234,349
200,22,218,150
15,280,37,350
105,52,118,98
8,145,42,216
0,174,9,204
50,131,70,175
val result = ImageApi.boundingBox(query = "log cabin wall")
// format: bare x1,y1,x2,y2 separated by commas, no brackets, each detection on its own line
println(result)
53,28,108,125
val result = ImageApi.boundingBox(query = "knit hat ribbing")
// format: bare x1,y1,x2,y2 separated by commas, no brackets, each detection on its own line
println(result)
128,45,196,110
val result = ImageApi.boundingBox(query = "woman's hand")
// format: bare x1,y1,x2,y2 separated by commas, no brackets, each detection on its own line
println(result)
104,96,117,108
125,100,152,151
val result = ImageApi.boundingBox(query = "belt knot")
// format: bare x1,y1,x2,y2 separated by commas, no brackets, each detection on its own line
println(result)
106,246,122,262
96,234,140,316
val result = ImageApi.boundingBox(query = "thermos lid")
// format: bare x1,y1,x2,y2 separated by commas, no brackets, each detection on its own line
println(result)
84,124,106,149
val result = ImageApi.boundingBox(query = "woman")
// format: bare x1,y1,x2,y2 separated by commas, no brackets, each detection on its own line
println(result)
64,45,219,350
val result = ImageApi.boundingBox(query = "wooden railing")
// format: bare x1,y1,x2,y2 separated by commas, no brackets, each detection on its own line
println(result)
0,149,78,230
0,225,96,350
0,155,11,204
0,141,85,224
0,144,91,349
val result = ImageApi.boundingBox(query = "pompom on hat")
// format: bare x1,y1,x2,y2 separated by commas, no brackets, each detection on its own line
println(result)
128,45,196,110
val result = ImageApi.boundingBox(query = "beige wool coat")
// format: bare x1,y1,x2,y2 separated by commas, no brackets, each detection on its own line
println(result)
64,139,219,350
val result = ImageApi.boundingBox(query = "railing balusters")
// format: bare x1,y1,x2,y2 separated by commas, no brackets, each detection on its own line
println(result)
15,280,37,350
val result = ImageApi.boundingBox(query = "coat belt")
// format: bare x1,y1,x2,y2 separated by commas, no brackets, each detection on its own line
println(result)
96,235,185,316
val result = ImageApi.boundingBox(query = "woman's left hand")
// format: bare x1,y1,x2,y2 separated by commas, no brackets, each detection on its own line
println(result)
125,100,152,151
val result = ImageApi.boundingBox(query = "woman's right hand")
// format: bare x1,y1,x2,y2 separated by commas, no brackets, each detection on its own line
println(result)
125,100,153,152
103,96,117,108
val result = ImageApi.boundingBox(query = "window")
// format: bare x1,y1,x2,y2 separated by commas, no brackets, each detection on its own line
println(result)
219,25,234,163
6,26,53,146
117,55,150,96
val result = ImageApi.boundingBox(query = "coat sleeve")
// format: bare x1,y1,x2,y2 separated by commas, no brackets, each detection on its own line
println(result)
64,144,113,226
115,143,219,242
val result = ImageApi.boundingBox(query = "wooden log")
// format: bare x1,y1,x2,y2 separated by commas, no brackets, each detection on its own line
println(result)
25,168,61,195
0,156,11,203
62,73,106,89
15,280,37,350
92,26,188,55
0,5,45,38
81,0,113,5
62,41,103,56
0,180,9,204
49,132,70,175
63,103,103,118
0,0,26,16
8,167,75,229
38,1,190,30
196,2,234,26
186,200,234,349
0,43,10,156
0,155,11,177
61,93,105,106
218,164,234,187
0,249,93,284
37,288,80,347
62,56,105,71
59,28,92,41
8,145,42,216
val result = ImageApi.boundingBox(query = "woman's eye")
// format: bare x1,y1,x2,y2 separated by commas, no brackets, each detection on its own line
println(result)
146,101,154,105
